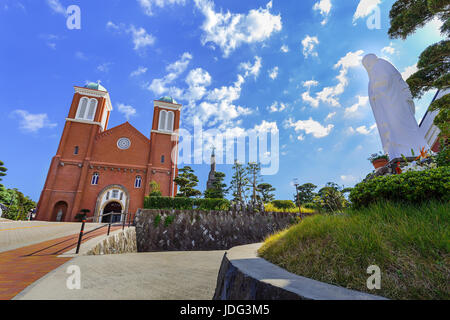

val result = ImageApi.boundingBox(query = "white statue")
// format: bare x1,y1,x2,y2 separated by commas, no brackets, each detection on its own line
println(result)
362,54,429,160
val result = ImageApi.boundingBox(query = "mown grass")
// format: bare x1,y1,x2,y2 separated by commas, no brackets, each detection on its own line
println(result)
258,201,450,300
264,203,316,214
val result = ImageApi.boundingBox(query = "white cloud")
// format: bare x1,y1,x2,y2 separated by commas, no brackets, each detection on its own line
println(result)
147,52,193,96
381,43,396,55
401,63,418,81
13,110,57,133
313,0,332,25
97,63,112,73
348,123,377,135
46,0,66,16
302,35,319,58
194,0,282,57
344,95,369,117
325,112,336,121
130,66,148,77
353,0,381,21
268,66,279,80
280,45,289,53
118,103,137,120
268,102,287,113
302,50,365,107
137,0,186,16
128,25,155,50
285,117,334,139
303,80,319,88
107,22,155,51
75,51,87,60
239,56,262,79
340,175,357,183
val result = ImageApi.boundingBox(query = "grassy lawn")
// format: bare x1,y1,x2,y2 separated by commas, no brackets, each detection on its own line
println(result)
258,201,450,300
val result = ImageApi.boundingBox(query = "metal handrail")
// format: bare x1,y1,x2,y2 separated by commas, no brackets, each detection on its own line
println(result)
75,212,134,254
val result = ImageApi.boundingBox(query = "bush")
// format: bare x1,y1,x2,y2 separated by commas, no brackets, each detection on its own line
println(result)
144,196,230,211
271,200,295,210
350,167,450,208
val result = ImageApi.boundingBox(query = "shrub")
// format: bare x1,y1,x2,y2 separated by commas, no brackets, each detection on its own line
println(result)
271,200,295,210
144,196,230,211
350,167,450,208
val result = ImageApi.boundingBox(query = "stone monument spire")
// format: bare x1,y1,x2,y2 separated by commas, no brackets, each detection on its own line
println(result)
206,146,216,190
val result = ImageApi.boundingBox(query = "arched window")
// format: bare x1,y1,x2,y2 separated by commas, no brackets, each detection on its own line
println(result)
161,155,165,163
74,146,79,155
86,99,97,121
76,97,89,119
135,176,142,188
158,110,167,131
91,172,99,185
76,97,97,121
166,111,174,131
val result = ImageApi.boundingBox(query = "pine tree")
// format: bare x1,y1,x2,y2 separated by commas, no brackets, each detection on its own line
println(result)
246,162,262,205
0,160,7,183
230,161,248,204
204,172,227,199
174,166,202,198
388,0,449,137
257,183,276,203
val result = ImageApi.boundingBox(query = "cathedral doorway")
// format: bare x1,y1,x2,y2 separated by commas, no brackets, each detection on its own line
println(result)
102,201,122,223
52,201,68,222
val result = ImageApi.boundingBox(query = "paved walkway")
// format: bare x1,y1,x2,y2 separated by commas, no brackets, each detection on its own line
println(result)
14,250,225,300
0,224,122,300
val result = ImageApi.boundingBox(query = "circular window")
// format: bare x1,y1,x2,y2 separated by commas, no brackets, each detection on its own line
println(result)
117,137,131,150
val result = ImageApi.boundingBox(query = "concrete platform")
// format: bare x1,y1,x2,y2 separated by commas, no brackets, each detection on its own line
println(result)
14,250,225,300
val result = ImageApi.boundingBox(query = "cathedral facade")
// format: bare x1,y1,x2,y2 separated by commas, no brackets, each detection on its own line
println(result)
35,83,180,222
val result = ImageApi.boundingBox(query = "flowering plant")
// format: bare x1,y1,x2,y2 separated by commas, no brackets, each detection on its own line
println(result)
368,151,389,162
399,147,437,173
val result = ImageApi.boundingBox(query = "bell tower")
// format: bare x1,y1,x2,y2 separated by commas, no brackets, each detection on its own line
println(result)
35,83,113,221
145,96,181,197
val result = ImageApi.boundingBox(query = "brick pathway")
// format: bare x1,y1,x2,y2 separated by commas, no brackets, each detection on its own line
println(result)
0,225,122,300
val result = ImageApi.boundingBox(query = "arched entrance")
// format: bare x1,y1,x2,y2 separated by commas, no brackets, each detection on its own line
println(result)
52,201,68,222
102,201,123,223
94,185,129,223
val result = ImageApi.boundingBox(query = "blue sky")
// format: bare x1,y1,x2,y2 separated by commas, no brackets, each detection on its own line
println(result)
0,0,445,202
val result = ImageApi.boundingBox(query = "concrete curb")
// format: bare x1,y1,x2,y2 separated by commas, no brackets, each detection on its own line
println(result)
213,243,388,300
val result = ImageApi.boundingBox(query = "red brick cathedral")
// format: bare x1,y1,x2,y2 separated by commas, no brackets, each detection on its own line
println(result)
36,83,180,222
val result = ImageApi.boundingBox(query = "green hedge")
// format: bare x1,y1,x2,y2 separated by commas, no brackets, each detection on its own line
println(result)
349,167,450,208
271,200,296,210
144,196,230,211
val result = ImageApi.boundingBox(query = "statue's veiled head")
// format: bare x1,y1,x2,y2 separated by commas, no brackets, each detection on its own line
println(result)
362,54,378,74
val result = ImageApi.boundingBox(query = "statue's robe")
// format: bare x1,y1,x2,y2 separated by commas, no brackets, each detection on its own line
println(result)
367,58,429,159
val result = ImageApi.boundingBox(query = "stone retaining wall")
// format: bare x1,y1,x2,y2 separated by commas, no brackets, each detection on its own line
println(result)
87,228,137,255
214,243,387,300
135,209,301,252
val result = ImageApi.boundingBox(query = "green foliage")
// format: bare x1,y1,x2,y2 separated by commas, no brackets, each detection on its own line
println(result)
315,182,348,213
368,152,389,162
271,200,295,210
0,160,6,182
295,183,317,205
144,196,230,211
257,183,276,203
149,180,162,197
350,167,450,208
435,139,450,167
230,161,249,203
0,185,35,220
204,172,228,199
389,2,449,136
174,166,201,198
259,200,450,299
247,162,262,204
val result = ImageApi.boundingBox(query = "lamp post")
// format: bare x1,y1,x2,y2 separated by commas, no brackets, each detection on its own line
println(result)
293,178,302,219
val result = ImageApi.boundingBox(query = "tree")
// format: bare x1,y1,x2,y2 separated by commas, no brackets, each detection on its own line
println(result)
246,162,262,204
230,161,248,203
204,172,228,199
295,183,317,205
257,183,276,203
317,182,347,212
0,160,7,184
388,1,449,137
149,180,162,197
174,166,202,198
